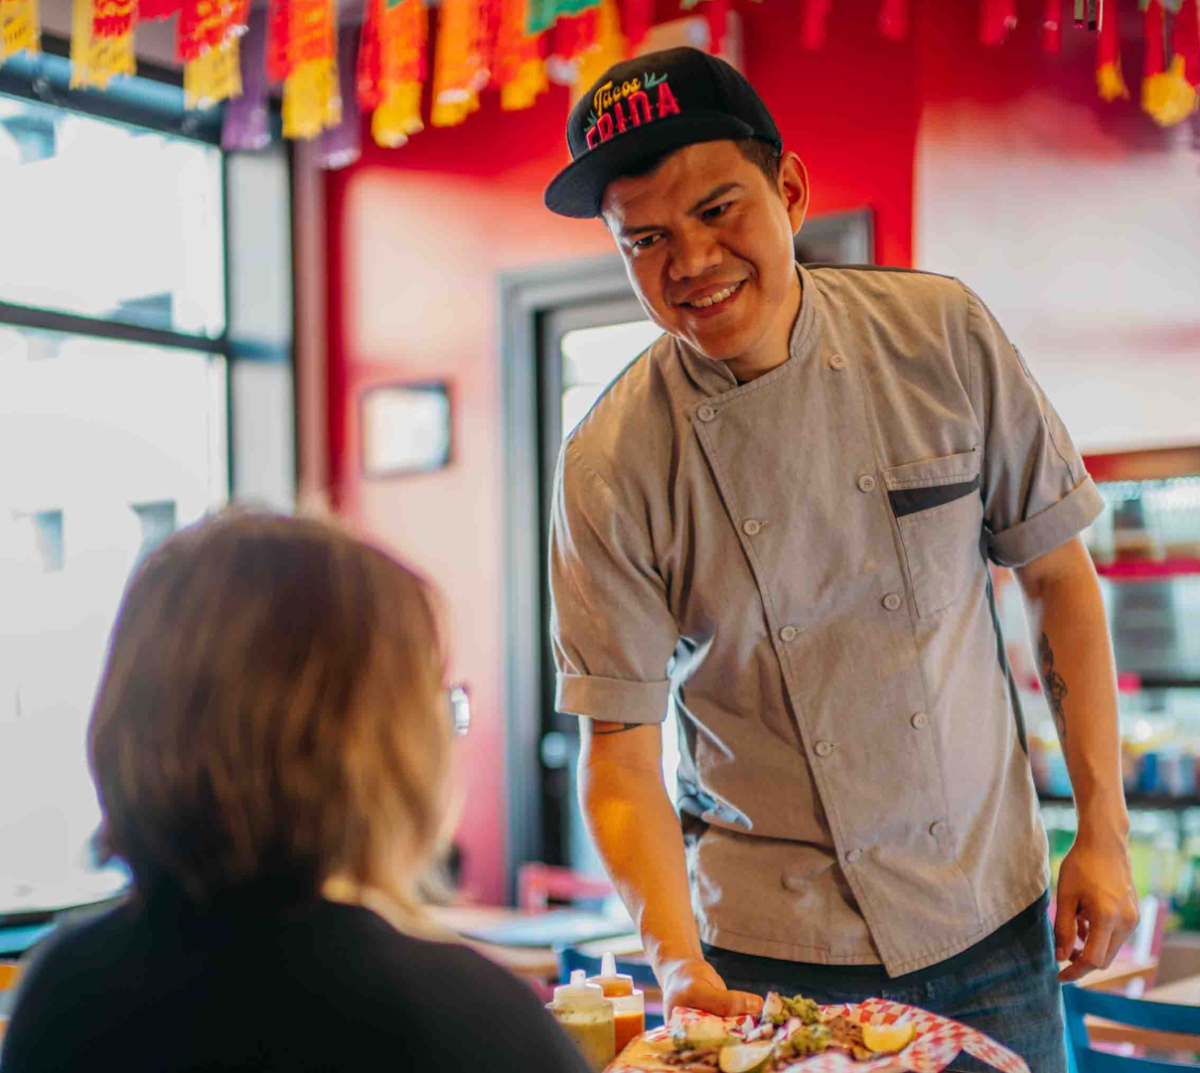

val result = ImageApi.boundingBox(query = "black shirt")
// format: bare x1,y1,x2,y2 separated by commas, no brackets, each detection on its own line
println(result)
1,892,592,1072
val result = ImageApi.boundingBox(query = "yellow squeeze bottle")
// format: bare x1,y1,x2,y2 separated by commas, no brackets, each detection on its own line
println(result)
546,969,616,1071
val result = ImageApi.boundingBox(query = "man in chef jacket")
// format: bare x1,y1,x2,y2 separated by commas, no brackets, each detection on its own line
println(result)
544,46,1137,1073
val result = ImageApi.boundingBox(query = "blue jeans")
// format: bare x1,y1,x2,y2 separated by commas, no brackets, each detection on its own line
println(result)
702,902,1066,1073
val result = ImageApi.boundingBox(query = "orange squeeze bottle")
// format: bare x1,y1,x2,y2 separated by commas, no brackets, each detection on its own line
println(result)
587,953,645,1055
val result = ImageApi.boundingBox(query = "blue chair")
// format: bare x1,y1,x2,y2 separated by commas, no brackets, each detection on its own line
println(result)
0,923,56,959
1063,982,1200,1072
556,946,664,1029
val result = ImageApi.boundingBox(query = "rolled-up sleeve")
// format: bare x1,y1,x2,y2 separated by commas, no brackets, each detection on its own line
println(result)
964,285,1105,568
549,440,677,724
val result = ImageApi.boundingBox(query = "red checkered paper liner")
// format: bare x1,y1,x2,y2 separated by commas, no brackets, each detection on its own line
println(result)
607,1000,1030,1073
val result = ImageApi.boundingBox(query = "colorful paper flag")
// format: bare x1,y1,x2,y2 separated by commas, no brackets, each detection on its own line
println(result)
879,0,910,42
495,0,547,110
1175,0,1200,88
315,23,362,167
801,0,832,50
92,0,135,39
176,0,249,110
527,0,599,36
573,0,624,88
1138,0,1195,124
223,6,271,149
703,0,729,54
70,0,134,87
265,0,341,138
178,0,235,62
1043,0,1063,51
618,0,652,49
431,0,491,127
267,0,290,83
980,0,1018,45
359,0,428,146
1097,0,1129,99
1,0,40,65
184,37,242,108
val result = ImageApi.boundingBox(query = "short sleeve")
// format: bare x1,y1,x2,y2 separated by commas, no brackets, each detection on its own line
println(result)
964,285,1104,568
549,439,678,724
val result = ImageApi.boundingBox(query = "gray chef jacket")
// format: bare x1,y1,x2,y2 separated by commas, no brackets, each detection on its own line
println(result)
549,263,1104,975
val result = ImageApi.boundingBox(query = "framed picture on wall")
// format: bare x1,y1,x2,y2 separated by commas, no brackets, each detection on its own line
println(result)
795,208,874,266
360,381,452,478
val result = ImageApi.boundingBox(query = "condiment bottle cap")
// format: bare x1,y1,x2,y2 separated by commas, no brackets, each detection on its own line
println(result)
552,969,610,1008
588,952,635,997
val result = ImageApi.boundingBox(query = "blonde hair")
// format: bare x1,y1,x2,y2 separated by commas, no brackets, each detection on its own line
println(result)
88,509,452,911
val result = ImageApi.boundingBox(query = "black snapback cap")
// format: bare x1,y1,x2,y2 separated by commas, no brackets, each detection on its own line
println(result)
544,46,782,219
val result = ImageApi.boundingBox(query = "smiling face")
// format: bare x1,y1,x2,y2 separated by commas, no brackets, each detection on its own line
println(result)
601,140,809,380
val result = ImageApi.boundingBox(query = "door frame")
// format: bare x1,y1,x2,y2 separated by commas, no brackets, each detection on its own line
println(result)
496,210,875,899
497,255,635,900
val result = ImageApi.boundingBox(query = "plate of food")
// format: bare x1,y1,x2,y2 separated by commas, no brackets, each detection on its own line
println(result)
606,993,1031,1073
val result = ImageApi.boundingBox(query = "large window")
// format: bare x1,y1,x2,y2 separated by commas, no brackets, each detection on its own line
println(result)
0,95,225,336
0,88,231,918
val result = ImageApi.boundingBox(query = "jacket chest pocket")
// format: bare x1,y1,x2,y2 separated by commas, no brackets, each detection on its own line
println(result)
883,448,984,618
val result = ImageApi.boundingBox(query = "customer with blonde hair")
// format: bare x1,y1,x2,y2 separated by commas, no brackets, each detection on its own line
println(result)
2,510,591,1072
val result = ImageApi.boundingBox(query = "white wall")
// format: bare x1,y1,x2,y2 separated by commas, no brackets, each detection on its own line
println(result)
916,92,1200,454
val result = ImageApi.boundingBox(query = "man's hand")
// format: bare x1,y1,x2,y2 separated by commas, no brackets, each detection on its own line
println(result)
1055,831,1140,983
661,958,764,1019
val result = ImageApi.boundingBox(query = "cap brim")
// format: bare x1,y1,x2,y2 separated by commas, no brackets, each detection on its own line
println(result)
544,112,757,219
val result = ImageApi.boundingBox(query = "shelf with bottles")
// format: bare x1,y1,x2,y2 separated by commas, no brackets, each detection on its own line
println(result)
1042,803,1200,916
1084,475,1200,571
1027,683,1200,804
1040,793,1200,811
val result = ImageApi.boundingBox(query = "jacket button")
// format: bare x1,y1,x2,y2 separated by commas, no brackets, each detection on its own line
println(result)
857,474,877,494
743,519,762,536
845,848,863,864
930,821,948,838
779,625,798,643
829,354,847,370
882,593,903,612
911,712,929,729
814,740,834,758
697,405,717,422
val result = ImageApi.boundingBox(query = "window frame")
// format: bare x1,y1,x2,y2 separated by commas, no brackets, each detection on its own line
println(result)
0,33,236,493
0,38,284,933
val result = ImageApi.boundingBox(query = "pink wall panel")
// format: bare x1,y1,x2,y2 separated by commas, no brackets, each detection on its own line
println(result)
326,86,611,903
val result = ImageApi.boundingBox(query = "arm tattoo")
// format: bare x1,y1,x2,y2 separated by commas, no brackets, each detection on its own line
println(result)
592,724,644,736
1038,631,1069,742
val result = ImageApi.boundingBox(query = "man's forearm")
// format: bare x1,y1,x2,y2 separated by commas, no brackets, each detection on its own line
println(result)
1021,563,1129,842
578,752,702,976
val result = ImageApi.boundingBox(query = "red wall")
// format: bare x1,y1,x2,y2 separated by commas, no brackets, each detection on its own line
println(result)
325,82,613,904
740,0,918,268
325,0,1139,902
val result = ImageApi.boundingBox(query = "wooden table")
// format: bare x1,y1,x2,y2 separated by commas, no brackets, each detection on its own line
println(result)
430,905,643,986
1073,956,1159,993
430,905,565,980
1085,972,1200,1053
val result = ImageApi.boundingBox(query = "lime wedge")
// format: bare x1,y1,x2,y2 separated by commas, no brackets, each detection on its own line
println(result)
719,1041,775,1073
861,1022,915,1054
